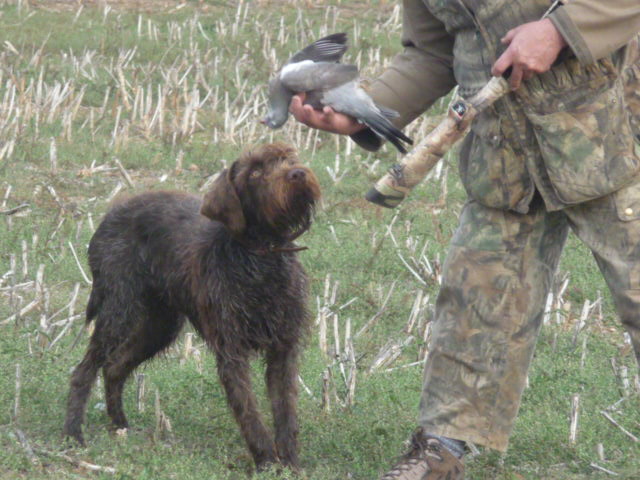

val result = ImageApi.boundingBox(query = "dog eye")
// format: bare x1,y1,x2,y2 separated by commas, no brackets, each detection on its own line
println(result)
249,169,262,179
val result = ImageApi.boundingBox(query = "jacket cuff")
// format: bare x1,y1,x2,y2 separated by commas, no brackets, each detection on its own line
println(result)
549,8,594,64
350,129,383,152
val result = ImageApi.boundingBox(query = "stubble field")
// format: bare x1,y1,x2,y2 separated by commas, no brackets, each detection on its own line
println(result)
0,1,638,479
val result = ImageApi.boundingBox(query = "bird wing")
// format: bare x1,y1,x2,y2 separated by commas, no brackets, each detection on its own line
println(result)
280,62,358,93
288,32,348,64
323,83,412,153
377,103,400,119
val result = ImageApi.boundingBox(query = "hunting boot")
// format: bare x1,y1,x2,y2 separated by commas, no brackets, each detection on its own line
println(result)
380,428,464,480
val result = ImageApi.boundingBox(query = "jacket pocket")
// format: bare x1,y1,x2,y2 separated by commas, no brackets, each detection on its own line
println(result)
614,160,640,221
527,81,640,205
459,111,532,212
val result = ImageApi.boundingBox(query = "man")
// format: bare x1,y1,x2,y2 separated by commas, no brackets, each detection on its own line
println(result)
290,1,640,479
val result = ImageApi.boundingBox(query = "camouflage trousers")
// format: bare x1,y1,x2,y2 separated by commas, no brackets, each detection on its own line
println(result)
419,185,640,452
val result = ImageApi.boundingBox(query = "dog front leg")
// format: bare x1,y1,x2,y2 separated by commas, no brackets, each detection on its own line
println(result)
215,352,277,470
266,346,300,470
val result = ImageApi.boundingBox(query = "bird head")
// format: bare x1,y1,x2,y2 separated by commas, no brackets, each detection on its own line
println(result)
261,76,292,129
261,109,287,129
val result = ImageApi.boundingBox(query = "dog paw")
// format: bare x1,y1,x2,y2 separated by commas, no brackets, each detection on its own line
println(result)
62,431,85,447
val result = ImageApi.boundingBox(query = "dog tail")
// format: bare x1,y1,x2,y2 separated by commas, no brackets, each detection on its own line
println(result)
85,283,102,323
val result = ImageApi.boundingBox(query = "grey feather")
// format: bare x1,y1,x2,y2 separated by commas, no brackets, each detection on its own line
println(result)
262,33,413,153
262,33,350,129
288,32,348,64
323,83,412,153
280,63,358,92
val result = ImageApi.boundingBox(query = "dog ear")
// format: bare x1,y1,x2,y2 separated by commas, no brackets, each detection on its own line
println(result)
201,166,246,236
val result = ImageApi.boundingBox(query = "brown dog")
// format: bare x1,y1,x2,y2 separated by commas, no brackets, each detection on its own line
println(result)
63,143,321,470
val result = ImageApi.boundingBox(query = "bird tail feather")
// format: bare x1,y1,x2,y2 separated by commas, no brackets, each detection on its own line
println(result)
377,104,400,120
364,114,413,154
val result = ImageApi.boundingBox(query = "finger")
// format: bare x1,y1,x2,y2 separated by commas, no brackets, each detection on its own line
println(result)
302,104,316,117
289,95,303,115
290,93,306,108
291,100,312,125
322,105,335,115
501,28,517,44
293,101,314,126
321,106,336,127
508,65,524,90
523,70,535,81
298,104,316,125
491,49,514,77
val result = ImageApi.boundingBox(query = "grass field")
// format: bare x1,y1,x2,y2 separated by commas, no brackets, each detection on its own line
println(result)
0,1,638,479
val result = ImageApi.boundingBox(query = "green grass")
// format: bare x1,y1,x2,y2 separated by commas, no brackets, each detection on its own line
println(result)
0,1,638,479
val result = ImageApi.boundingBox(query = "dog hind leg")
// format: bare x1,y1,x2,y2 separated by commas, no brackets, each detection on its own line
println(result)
63,338,105,445
102,306,184,430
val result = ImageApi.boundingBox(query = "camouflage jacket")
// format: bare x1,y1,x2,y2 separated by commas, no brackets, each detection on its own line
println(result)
355,0,640,213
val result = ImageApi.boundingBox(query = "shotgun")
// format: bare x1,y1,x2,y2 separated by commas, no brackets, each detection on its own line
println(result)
365,76,511,208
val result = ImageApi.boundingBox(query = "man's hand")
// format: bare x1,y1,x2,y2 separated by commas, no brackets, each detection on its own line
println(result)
492,18,568,90
289,93,366,136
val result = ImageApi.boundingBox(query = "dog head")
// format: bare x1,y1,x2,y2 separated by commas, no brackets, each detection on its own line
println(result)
201,143,321,241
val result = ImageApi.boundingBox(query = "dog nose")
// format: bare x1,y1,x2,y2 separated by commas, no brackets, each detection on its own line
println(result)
287,168,307,182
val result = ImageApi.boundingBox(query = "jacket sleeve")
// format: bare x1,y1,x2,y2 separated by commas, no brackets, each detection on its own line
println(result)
351,0,457,151
549,0,640,64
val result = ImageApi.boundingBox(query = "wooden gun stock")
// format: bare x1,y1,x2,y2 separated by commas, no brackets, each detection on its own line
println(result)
366,76,511,208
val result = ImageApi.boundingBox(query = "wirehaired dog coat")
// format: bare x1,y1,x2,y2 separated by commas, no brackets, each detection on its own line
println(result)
63,143,321,470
